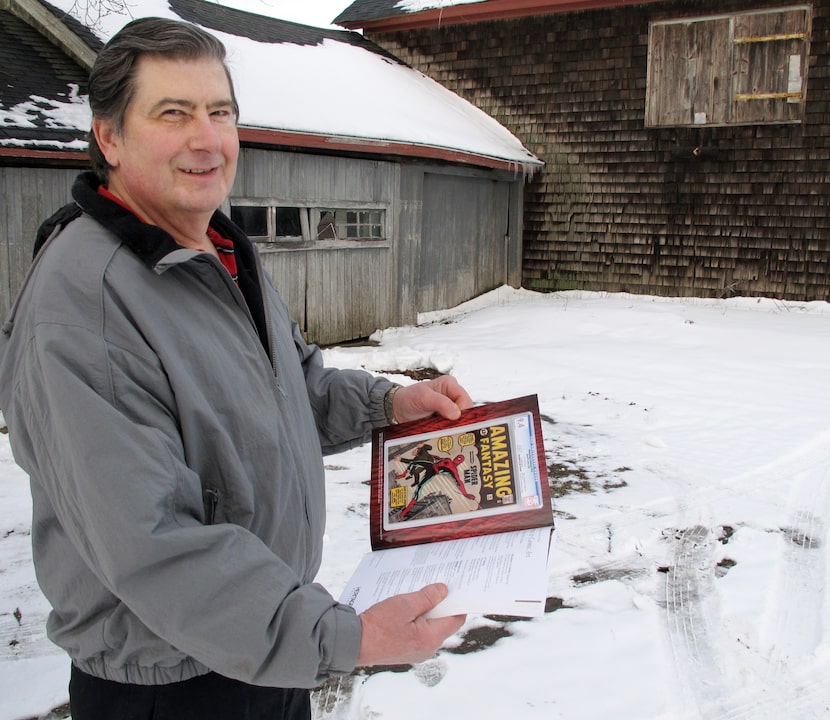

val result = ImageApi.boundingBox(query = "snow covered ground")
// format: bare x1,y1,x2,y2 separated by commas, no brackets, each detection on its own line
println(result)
2,287,829,719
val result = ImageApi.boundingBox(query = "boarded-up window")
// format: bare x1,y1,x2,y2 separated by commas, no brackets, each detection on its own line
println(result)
646,6,810,127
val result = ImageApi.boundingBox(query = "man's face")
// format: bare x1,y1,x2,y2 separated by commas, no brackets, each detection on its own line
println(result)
94,55,239,234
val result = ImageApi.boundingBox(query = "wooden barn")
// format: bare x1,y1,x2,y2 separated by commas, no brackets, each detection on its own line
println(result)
0,0,541,345
337,0,830,301
0,0,96,318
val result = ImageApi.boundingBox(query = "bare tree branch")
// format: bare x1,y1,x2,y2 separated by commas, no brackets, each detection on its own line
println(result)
67,0,135,32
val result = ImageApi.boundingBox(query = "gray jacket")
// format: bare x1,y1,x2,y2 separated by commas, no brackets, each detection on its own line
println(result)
0,173,391,687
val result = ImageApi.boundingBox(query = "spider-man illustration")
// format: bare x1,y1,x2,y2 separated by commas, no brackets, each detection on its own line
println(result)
395,444,475,519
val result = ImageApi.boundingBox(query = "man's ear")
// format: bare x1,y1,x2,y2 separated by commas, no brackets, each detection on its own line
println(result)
92,117,120,168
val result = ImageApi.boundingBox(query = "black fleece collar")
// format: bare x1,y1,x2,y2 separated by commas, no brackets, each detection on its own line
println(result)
70,171,259,270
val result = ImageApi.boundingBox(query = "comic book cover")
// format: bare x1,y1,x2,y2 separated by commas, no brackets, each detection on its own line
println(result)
369,395,553,550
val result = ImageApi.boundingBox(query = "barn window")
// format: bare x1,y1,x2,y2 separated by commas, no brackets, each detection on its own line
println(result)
230,205,268,240
230,202,386,244
316,209,384,240
646,6,811,127
274,207,304,239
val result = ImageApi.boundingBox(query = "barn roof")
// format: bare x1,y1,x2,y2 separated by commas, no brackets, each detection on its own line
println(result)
335,0,664,31
1,0,541,172
169,0,399,58
0,1,98,160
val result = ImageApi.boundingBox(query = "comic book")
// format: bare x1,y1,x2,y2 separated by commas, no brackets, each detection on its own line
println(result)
339,395,555,618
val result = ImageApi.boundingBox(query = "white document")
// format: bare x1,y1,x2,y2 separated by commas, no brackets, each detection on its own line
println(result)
339,527,555,618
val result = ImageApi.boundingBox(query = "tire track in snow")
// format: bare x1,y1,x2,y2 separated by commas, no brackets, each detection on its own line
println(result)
662,437,830,720
556,430,830,585
746,444,830,719
664,523,740,717
765,508,826,668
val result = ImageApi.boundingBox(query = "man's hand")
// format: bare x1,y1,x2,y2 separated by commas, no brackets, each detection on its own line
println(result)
356,583,466,667
392,375,473,424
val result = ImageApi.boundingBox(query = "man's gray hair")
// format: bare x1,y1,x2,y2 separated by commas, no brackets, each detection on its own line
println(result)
87,17,239,183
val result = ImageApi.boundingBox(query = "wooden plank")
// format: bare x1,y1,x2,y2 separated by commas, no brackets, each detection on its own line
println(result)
735,92,803,101
258,248,308,333
733,33,807,44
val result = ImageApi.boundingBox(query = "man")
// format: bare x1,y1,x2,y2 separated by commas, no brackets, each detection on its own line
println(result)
0,17,470,719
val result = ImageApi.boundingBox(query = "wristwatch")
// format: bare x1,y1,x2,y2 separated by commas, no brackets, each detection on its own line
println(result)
383,384,401,425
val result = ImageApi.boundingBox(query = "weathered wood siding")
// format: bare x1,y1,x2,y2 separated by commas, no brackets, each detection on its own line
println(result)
396,164,524,320
231,149,399,345
368,0,830,301
415,170,513,312
232,149,524,344
263,244,395,344
0,166,80,319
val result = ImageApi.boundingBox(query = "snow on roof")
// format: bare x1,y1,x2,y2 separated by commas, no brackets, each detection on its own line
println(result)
336,0,489,26
396,0,488,11
7,0,540,170
335,0,657,30
0,5,93,153
0,90,91,152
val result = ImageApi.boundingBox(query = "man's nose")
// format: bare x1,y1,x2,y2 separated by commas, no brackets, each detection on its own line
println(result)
189,111,223,151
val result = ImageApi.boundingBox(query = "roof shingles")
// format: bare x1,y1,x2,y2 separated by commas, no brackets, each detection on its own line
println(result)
0,9,90,149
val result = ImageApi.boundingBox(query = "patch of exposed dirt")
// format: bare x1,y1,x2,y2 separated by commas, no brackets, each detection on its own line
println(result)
571,566,647,587
23,705,70,720
718,525,735,544
715,557,737,578
781,525,822,549
378,367,444,381
444,623,512,655
446,595,572,655
548,460,631,498
548,462,593,497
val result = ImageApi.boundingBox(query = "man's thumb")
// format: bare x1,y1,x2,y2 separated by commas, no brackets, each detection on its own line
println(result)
412,583,450,615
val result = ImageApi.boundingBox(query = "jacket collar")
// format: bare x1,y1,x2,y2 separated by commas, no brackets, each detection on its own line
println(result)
70,171,254,272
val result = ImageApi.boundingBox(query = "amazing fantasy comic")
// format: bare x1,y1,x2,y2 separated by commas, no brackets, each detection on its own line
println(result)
381,409,544,531
368,395,552,550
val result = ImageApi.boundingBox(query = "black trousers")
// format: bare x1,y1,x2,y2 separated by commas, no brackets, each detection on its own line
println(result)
69,665,311,720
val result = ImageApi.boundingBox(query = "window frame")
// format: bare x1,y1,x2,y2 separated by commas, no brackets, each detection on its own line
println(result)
228,200,390,248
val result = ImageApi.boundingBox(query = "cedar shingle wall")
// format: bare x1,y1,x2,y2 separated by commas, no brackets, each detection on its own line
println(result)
369,0,830,300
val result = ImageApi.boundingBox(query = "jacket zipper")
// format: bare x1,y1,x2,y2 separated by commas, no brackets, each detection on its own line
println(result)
252,258,283,389
203,488,220,525
195,253,280,381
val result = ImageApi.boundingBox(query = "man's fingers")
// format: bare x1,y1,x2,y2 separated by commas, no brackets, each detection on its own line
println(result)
392,376,474,424
356,584,466,667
